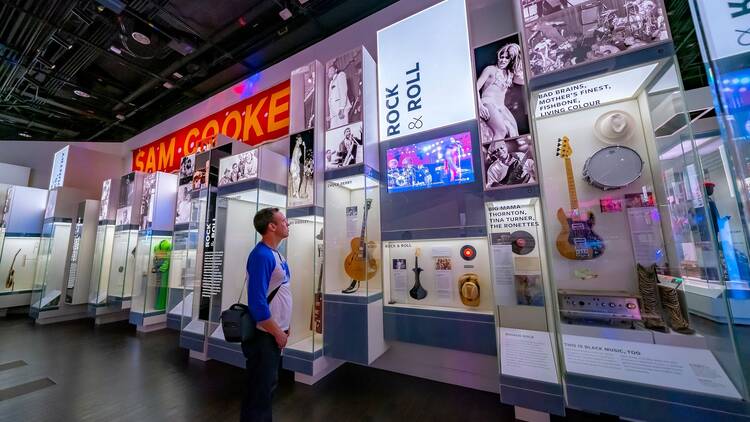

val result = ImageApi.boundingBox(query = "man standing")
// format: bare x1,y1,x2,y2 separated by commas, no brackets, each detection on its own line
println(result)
327,63,351,128
242,208,291,422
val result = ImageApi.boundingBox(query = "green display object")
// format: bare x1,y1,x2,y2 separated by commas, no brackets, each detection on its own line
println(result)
153,239,171,311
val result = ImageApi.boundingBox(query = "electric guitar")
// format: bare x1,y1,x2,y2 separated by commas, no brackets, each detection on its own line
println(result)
311,243,323,334
555,137,605,260
5,249,21,289
409,248,427,300
343,199,378,281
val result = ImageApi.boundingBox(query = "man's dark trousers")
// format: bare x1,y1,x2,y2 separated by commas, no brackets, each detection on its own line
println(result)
241,330,281,422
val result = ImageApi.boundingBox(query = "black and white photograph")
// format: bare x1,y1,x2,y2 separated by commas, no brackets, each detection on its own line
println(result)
218,149,259,187
288,129,315,208
474,34,530,144
115,206,130,226
481,135,537,190
515,274,544,306
325,121,363,170
290,63,317,133
325,49,362,131
119,173,135,207
179,154,195,180
99,179,110,221
140,173,156,230
392,259,407,270
521,0,669,78
175,184,192,224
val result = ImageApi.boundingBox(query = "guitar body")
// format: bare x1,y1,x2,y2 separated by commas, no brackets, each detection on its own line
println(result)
344,237,378,281
555,208,605,260
5,269,14,289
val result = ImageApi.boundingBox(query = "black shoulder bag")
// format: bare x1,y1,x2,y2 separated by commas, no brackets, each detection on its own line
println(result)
221,275,281,343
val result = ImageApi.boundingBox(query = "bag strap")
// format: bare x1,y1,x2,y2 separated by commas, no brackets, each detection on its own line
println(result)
236,273,283,305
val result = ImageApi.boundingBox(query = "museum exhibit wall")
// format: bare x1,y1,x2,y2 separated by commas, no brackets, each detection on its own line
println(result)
0,141,128,189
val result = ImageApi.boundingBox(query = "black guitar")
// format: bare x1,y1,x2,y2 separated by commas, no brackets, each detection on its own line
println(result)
5,249,21,289
409,248,427,300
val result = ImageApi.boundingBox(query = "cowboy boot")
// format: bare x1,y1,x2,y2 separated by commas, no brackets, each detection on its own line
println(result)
658,284,695,334
637,264,668,332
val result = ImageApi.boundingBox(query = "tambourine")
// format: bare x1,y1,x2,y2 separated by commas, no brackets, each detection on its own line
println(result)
582,146,643,191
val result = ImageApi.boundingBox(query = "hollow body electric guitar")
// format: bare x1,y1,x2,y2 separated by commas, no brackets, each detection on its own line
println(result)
343,199,378,292
409,248,427,300
555,137,605,260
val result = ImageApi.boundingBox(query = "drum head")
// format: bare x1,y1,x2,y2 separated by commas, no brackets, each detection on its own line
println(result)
583,146,643,190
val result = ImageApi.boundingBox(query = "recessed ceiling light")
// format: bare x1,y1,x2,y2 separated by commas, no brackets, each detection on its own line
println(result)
19,132,32,138
131,31,151,45
73,89,91,98
172,72,183,79
162,81,175,89
109,45,122,55
279,8,292,20
115,114,125,120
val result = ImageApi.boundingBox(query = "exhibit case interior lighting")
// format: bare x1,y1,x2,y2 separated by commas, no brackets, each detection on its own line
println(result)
530,55,750,419
204,142,288,366
0,185,47,310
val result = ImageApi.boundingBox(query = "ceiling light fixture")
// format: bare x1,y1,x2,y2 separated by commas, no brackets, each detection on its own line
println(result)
37,57,55,69
115,114,126,120
172,72,183,79
73,90,91,98
279,8,292,20
109,45,122,55
19,132,32,138
131,31,151,45
51,34,73,50
162,81,175,89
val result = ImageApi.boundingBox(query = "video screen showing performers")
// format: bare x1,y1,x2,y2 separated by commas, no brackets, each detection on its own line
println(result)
386,131,475,193
521,0,669,78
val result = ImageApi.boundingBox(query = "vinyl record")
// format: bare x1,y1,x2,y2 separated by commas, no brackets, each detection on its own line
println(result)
511,230,535,255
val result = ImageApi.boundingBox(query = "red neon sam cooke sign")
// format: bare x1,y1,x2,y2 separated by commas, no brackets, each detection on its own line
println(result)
132,80,290,173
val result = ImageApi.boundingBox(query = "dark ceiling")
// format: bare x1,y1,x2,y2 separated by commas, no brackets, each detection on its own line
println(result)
0,0,708,143
0,0,397,142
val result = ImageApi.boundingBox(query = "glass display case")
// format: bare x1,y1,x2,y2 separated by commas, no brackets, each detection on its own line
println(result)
129,171,177,331
166,188,200,330
0,185,46,310
529,53,749,418
107,172,145,309
30,187,91,322
63,200,99,306
202,142,287,365
321,45,388,365
88,178,120,318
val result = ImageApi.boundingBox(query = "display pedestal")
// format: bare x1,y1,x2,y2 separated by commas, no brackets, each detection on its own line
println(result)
189,349,210,362
136,318,166,333
206,325,243,367
93,309,129,325
167,290,191,330
323,291,387,365
515,407,549,422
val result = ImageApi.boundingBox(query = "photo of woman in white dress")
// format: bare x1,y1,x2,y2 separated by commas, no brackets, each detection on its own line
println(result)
474,34,530,144
288,129,315,208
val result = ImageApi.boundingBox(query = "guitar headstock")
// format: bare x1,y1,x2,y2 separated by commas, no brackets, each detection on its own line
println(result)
415,247,421,257
365,198,373,210
556,136,572,159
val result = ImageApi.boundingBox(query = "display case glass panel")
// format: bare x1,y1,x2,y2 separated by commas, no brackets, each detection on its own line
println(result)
130,232,173,316
285,215,324,356
0,235,40,296
206,188,287,342
30,220,72,311
324,174,381,297
531,58,748,407
88,224,115,305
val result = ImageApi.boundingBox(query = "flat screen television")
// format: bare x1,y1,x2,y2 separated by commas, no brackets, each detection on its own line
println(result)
386,131,475,193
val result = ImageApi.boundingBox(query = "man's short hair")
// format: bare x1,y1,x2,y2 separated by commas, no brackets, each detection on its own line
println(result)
254,207,279,235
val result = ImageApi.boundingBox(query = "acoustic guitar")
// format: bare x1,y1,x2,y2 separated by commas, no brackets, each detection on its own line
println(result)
5,249,21,289
555,137,605,260
409,248,427,300
343,198,378,282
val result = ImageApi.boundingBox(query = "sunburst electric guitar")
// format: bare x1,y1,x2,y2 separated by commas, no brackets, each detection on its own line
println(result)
555,137,604,260
343,199,378,292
